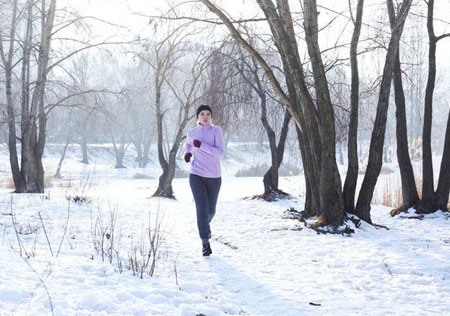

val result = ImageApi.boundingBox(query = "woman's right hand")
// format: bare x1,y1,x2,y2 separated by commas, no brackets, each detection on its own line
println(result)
184,153,192,163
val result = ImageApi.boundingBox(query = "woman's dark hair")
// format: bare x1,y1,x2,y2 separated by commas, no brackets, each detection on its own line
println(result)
196,104,212,117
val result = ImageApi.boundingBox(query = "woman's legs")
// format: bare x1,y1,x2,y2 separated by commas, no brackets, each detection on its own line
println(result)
189,174,211,244
205,177,221,223
189,174,222,244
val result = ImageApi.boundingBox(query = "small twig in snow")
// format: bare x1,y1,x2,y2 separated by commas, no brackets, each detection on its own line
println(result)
38,211,54,257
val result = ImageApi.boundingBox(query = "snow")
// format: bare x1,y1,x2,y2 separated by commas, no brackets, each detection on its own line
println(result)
1,145,450,316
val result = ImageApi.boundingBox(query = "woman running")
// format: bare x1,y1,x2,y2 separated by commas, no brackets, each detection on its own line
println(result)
184,105,225,256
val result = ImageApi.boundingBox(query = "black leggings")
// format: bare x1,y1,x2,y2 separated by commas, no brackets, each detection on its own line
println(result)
189,174,222,243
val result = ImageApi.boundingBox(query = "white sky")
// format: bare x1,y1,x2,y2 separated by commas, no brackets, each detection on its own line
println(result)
55,0,450,83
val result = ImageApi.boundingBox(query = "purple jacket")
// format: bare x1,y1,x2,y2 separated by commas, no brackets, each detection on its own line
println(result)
185,123,225,178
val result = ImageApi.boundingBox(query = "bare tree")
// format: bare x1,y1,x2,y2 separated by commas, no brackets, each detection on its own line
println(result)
387,0,419,214
0,0,23,190
416,0,450,213
0,0,58,193
199,0,416,225
234,42,292,200
0,0,133,192
137,20,209,197
354,0,412,223
199,0,344,225
154,48,210,197
343,0,364,213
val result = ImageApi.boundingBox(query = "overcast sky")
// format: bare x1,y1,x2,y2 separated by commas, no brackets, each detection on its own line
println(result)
56,0,450,75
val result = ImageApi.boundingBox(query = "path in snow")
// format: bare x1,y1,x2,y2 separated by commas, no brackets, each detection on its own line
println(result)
1,176,450,316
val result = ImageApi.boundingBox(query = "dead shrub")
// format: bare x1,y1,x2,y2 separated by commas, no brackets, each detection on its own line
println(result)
90,204,166,279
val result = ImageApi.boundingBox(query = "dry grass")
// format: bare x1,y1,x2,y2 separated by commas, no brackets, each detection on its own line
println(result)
373,179,403,208
7,177,14,189
6,175,53,189
374,173,424,209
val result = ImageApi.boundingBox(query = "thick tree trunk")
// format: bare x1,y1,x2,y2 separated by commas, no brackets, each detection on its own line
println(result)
296,125,319,217
153,107,189,198
343,0,364,213
433,109,450,211
2,0,26,192
160,148,178,197
390,45,419,209
304,0,344,226
388,2,419,214
153,76,173,198
355,0,412,223
113,148,126,168
261,101,279,196
257,88,279,196
262,109,291,199
419,0,437,210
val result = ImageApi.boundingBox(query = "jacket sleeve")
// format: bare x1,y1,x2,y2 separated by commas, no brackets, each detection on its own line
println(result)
185,130,193,154
199,126,225,157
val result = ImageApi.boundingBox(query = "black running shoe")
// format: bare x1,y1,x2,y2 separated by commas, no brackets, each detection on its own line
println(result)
202,242,212,256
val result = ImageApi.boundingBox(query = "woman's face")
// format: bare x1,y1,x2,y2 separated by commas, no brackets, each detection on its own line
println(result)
198,110,211,125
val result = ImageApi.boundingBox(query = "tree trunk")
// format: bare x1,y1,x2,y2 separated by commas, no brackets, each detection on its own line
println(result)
355,0,412,223
343,0,364,213
262,109,291,199
419,0,437,210
296,125,319,217
153,75,173,197
54,141,70,178
260,89,279,196
20,0,33,192
386,0,419,211
80,134,89,164
22,0,57,193
433,108,450,211
1,0,26,192
392,51,419,209
304,0,344,226
153,104,190,198
111,132,128,169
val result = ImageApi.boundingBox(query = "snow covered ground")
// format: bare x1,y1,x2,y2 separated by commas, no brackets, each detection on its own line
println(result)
1,144,450,316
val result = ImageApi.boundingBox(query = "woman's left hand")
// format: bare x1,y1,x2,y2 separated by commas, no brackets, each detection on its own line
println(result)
193,140,201,148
